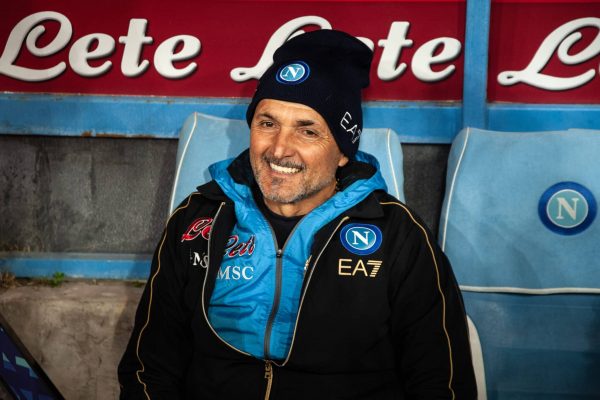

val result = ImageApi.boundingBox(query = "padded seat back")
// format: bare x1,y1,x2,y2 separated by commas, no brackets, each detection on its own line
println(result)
439,127,600,399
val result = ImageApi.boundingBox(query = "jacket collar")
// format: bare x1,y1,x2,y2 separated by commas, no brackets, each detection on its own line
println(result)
195,180,229,202
200,149,388,219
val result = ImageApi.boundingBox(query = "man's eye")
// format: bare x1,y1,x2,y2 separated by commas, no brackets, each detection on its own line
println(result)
260,121,275,128
302,130,318,137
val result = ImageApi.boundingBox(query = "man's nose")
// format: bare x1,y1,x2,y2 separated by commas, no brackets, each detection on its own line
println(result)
270,127,294,159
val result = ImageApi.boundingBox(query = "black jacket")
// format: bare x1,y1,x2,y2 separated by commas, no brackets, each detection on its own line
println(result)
118,156,477,399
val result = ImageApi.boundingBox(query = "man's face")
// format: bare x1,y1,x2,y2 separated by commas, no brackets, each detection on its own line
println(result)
249,99,349,214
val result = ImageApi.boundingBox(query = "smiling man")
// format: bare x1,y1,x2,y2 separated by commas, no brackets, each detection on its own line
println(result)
119,29,477,399
250,99,348,215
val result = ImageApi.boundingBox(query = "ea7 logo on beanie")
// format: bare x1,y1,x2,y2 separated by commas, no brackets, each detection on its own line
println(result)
340,111,361,144
276,61,310,84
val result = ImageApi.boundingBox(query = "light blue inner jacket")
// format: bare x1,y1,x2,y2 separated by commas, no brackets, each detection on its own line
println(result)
207,152,387,360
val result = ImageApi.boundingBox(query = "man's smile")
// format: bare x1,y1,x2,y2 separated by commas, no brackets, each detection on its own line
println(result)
264,156,304,175
269,162,301,175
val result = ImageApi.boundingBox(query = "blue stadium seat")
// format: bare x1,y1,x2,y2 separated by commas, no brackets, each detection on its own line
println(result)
169,112,405,212
439,127,600,399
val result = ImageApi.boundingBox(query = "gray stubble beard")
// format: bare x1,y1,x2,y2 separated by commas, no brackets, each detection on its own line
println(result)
253,165,334,205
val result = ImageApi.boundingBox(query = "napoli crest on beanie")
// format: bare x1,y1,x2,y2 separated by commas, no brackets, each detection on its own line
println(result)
246,29,373,159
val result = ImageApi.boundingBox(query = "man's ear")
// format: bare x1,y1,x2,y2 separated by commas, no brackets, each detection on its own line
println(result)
338,154,349,167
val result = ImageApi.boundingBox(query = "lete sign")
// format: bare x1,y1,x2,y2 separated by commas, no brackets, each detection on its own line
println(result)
0,1,466,101
0,1,599,103
489,0,600,103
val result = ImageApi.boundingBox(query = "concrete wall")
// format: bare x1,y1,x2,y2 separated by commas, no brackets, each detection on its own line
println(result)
0,135,177,254
0,281,143,399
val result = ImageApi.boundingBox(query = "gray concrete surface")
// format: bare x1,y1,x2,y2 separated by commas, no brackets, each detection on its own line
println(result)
0,280,143,400
403,143,450,236
0,135,176,253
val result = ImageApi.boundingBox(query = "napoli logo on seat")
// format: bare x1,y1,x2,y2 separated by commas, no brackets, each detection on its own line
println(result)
340,223,383,255
538,181,597,235
276,61,310,84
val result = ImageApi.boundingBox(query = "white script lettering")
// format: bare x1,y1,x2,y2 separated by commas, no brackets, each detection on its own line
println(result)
0,12,201,81
498,17,600,90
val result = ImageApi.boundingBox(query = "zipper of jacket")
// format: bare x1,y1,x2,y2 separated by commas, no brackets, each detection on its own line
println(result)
303,255,313,276
280,216,350,366
263,247,283,359
264,360,273,400
261,212,313,399
262,215,305,360
200,202,251,357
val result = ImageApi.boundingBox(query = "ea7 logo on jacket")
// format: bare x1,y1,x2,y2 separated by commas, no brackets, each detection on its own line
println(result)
340,223,382,255
338,259,382,278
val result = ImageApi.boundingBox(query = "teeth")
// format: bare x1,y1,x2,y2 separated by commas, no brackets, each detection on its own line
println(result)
270,162,300,174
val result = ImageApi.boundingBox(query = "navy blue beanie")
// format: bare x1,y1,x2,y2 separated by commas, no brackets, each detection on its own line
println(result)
246,29,373,159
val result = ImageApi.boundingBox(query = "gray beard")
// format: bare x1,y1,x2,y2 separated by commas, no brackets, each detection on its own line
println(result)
255,175,334,205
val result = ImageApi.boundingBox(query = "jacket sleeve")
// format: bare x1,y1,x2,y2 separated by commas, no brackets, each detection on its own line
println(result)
118,207,193,399
389,215,477,399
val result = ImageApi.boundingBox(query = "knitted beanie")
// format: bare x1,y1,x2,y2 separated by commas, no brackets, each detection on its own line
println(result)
246,29,373,159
